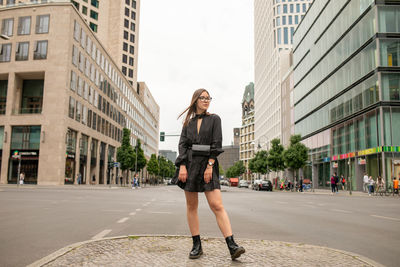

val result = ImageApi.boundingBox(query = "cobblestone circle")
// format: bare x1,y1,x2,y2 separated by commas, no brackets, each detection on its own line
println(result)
42,236,377,267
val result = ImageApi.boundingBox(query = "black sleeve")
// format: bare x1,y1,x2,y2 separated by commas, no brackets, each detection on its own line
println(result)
210,115,224,160
175,125,189,167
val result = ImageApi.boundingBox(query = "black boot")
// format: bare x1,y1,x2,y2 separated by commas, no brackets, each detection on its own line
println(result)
189,235,203,259
225,235,245,260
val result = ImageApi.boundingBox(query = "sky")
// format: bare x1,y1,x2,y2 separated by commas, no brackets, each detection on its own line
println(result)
137,0,254,153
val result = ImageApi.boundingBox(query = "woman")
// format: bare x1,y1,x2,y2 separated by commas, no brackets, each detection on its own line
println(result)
368,176,375,196
376,176,384,194
340,175,346,191
174,89,245,260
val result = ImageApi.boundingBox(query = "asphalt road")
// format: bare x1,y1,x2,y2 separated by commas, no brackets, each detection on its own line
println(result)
0,185,399,267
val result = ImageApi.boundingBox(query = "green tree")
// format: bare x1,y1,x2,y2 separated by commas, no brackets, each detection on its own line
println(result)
219,165,225,176
267,138,285,173
283,135,309,178
167,160,176,177
158,155,169,180
116,128,135,183
147,154,159,178
133,139,147,174
249,150,269,178
225,161,246,178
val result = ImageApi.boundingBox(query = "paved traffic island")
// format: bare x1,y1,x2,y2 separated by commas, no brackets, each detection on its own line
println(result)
30,235,382,267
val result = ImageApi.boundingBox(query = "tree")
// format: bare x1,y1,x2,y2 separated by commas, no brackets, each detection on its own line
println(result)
158,155,169,180
167,160,176,177
249,150,269,178
283,134,309,180
219,165,225,176
267,138,285,173
225,161,246,178
133,139,147,174
147,154,159,178
116,128,135,183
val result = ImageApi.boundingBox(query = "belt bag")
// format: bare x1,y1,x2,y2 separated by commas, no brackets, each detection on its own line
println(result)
191,144,210,156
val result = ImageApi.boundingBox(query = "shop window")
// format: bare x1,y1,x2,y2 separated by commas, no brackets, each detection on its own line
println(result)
11,126,41,150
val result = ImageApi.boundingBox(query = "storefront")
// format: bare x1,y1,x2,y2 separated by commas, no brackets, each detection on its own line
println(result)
8,150,39,184
65,129,77,184
78,134,89,184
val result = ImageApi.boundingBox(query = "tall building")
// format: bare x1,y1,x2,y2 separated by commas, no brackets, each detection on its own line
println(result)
219,129,240,176
254,0,312,152
293,0,400,190
240,82,255,180
1,0,140,85
159,150,177,163
0,1,159,185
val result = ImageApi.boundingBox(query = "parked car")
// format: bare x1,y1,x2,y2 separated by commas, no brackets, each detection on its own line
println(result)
238,180,249,188
253,180,273,191
220,179,229,186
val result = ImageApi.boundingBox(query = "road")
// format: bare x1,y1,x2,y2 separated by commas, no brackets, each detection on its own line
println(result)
0,185,399,267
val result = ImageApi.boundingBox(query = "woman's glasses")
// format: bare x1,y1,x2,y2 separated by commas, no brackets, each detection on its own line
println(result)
198,96,212,102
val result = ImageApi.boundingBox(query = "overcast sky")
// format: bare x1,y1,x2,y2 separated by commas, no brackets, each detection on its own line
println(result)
137,0,254,153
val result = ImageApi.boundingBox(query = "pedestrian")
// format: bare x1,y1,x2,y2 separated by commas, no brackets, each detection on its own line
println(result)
173,89,245,260
77,172,82,185
299,176,303,192
120,176,123,186
376,176,384,194
330,174,336,195
368,176,375,196
363,172,369,192
334,173,339,193
393,177,399,195
19,172,25,185
340,174,346,191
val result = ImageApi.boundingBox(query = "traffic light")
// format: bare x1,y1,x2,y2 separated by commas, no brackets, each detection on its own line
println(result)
160,132,165,142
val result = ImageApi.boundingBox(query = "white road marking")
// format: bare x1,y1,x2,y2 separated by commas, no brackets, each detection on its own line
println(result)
92,229,112,240
129,212,136,216
117,217,129,223
371,215,400,222
136,208,142,212
331,209,351,214
148,211,172,214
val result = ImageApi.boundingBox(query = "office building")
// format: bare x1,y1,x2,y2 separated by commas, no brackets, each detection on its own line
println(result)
240,82,255,180
293,0,400,190
0,1,159,185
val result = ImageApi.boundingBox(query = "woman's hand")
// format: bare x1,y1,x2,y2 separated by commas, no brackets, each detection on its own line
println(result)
178,165,188,182
204,166,213,183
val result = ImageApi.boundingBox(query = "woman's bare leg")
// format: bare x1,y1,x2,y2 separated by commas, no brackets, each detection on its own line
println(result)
185,191,200,236
204,189,232,237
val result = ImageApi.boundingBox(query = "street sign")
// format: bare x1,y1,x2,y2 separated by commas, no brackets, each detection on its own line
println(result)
114,162,120,168
160,132,165,142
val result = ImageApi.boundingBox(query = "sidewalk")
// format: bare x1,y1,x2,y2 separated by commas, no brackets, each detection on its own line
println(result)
29,235,383,267
0,184,164,190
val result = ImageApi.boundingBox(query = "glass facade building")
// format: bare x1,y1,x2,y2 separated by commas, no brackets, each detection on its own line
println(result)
293,0,400,190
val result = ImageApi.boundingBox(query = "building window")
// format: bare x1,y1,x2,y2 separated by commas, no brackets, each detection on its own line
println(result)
36,14,49,34
130,33,135,43
6,0,16,5
296,4,300,12
125,0,130,5
123,31,128,40
283,4,287,13
276,17,280,26
123,42,128,52
74,21,80,40
124,19,129,28
125,7,130,17
295,15,299,24
91,0,99,8
290,27,294,44
34,40,48,60
129,57,133,66
131,0,136,9
122,66,127,75
16,42,29,61
131,11,136,20
290,4,293,13
122,54,127,63
0,43,12,62
282,16,286,25
277,5,281,14
82,6,88,15
129,45,134,54
1,18,13,37
89,22,97,32
70,71,77,91
0,80,7,115
18,16,31,35
90,10,98,20
71,0,79,10
130,22,135,32
302,3,306,12
76,101,81,122
11,126,41,151
288,15,292,25
128,69,133,78
69,96,75,119
277,28,281,44
284,27,288,44
21,80,43,114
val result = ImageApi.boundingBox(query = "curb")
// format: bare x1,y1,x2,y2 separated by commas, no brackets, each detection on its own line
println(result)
28,235,384,267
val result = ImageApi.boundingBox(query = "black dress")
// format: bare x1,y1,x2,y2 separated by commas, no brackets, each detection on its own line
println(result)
173,113,224,192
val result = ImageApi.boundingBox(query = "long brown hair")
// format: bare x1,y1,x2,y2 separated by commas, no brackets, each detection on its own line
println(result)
178,88,210,127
